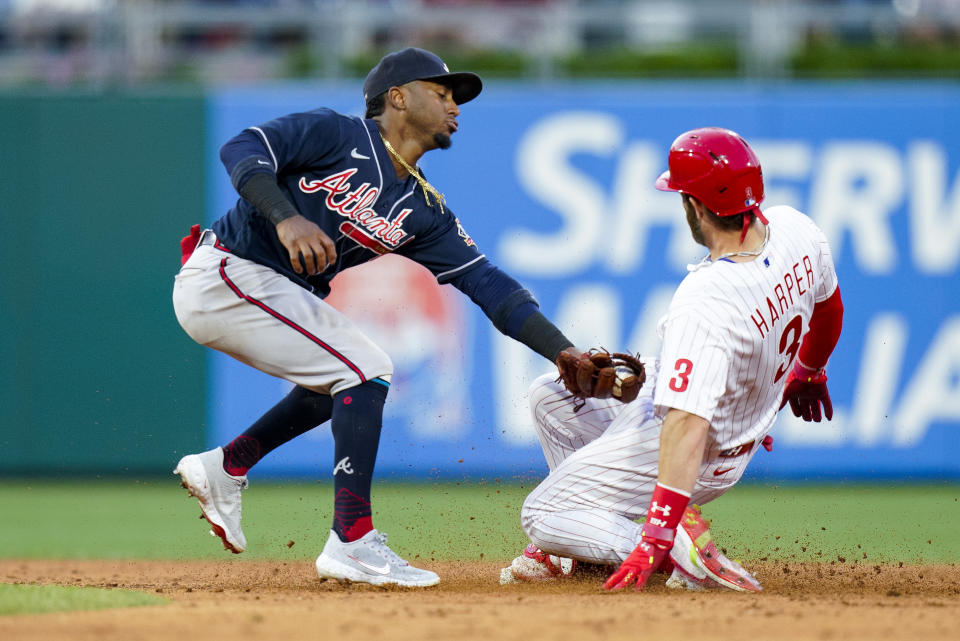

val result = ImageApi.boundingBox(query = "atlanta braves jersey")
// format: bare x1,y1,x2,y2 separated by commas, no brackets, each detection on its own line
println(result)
654,205,839,455
216,108,490,299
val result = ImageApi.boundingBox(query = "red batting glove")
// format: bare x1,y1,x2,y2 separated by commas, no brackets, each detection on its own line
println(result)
779,361,833,422
603,523,674,591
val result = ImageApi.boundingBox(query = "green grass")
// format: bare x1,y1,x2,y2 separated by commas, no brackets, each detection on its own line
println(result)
696,484,959,565
0,480,956,564
0,583,167,616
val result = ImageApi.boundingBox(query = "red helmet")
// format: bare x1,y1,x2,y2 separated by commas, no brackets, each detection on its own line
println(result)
655,127,767,223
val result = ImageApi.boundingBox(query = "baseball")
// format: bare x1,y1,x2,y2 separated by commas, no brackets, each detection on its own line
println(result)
611,365,636,399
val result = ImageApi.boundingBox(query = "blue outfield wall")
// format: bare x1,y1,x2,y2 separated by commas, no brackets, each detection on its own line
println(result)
205,81,960,481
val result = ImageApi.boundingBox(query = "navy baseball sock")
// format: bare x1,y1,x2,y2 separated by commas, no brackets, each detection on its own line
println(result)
222,385,333,476
330,378,389,542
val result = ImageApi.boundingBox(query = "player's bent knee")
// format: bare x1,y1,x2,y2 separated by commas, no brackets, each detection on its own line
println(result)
335,377,392,399
364,348,393,380
326,349,392,396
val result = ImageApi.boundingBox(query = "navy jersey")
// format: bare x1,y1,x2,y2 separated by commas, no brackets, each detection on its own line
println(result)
214,108,485,298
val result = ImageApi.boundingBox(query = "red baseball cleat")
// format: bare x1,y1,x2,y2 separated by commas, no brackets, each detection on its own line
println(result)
668,505,762,592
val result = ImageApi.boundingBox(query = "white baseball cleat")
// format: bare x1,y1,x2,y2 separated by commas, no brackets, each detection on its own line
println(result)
499,543,577,584
315,529,439,587
174,447,248,554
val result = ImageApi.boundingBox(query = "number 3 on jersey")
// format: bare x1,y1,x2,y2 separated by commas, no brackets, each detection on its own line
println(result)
669,358,693,392
773,315,804,383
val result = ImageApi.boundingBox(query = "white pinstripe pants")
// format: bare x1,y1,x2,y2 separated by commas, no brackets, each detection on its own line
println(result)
520,369,741,565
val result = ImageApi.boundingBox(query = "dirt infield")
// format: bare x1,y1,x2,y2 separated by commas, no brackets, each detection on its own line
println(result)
2,559,958,641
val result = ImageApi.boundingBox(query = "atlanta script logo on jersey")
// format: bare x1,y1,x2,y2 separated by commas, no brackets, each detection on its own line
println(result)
299,169,413,255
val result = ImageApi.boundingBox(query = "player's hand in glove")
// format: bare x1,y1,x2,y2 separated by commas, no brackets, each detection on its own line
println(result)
780,361,832,422
555,349,646,408
603,523,674,591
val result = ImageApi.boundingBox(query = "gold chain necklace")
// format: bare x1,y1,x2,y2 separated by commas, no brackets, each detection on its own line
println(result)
713,225,770,262
380,135,446,214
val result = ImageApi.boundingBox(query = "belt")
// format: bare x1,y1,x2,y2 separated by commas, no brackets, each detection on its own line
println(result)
199,229,229,252
718,435,774,458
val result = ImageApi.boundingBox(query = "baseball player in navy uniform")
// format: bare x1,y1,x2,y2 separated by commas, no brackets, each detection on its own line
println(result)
172,47,579,587
501,128,843,592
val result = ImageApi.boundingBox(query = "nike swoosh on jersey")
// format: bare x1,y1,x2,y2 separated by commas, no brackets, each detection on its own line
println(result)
713,466,736,476
347,555,391,575
257,159,272,166
350,147,370,160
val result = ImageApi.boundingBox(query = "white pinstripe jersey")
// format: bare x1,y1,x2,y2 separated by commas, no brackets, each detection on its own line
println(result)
653,205,838,452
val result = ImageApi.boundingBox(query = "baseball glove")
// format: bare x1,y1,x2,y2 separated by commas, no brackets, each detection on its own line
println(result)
555,349,646,408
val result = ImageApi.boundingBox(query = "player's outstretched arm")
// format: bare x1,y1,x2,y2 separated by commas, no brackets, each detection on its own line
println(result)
447,263,575,362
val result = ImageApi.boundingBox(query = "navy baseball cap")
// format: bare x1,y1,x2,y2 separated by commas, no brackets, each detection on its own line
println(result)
363,47,483,105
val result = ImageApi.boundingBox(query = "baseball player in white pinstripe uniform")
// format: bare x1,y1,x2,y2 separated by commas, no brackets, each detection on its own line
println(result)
501,127,844,592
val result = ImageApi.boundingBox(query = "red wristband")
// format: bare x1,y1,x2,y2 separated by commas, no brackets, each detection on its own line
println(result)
791,359,826,382
646,483,690,531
